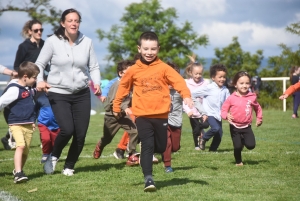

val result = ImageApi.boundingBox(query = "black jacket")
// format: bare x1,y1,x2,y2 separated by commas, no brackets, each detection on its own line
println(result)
13,38,45,71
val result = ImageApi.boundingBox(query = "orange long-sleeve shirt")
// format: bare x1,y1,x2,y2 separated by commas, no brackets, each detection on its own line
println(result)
113,58,191,119
284,82,300,96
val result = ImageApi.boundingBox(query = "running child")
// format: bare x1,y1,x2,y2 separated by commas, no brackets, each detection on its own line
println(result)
0,61,39,183
161,62,183,173
93,60,140,166
112,31,193,192
192,64,230,151
183,54,209,150
221,71,263,166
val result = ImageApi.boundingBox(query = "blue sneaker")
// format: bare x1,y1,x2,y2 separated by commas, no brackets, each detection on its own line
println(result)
165,166,173,173
40,154,49,164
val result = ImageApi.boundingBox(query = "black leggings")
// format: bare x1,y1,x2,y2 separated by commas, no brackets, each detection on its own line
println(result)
136,117,168,177
48,88,91,169
189,117,209,147
230,124,256,164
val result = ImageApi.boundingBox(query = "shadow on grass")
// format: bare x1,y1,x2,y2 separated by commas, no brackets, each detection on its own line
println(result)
74,162,133,172
173,166,197,171
135,177,209,190
230,159,269,166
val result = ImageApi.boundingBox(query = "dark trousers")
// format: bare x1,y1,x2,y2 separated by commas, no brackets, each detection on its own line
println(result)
99,114,138,153
189,117,209,147
203,116,223,151
162,125,181,167
48,88,91,169
292,91,300,116
136,117,168,177
230,125,256,164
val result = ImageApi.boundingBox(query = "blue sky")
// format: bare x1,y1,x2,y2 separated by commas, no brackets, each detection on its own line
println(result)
0,0,299,69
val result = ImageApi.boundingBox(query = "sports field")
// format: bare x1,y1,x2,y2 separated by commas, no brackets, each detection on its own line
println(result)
0,110,299,201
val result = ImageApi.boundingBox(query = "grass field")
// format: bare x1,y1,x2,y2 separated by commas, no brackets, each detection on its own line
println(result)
0,110,299,201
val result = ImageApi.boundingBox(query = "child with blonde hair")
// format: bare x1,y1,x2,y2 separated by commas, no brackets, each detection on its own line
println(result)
183,54,209,150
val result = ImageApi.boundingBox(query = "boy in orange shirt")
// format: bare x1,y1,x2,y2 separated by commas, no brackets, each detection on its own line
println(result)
113,31,193,192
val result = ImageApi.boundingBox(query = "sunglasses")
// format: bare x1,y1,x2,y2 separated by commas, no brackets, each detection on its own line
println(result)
32,28,44,33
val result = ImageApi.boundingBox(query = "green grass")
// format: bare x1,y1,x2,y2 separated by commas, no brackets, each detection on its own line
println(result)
0,110,299,201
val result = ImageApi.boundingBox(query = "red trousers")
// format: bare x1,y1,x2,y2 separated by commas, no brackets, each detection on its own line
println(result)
162,125,182,167
38,124,60,155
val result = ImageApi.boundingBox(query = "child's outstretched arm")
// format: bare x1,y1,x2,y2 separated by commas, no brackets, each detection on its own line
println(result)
0,87,19,110
221,97,233,123
279,82,300,100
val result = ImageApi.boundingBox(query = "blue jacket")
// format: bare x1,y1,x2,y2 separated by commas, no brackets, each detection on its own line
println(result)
3,83,36,124
35,92,59,130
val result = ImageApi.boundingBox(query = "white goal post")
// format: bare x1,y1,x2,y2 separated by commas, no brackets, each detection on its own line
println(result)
261,77,289,111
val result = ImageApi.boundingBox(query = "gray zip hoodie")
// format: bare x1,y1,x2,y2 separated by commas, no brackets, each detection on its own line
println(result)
35,32,101,94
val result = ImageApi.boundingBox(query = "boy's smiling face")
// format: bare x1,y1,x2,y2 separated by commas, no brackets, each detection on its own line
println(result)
137,39,160,63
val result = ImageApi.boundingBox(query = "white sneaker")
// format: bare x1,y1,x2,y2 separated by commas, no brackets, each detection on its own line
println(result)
44,155,58,174
62,168,74,176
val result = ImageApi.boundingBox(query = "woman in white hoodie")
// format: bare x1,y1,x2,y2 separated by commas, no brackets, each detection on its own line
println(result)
35,8,101,176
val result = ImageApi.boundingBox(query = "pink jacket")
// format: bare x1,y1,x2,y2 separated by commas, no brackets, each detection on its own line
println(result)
221,92,263,128
183,78,208,118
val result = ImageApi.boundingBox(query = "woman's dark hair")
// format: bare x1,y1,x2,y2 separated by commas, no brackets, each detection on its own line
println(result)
54,8,82,41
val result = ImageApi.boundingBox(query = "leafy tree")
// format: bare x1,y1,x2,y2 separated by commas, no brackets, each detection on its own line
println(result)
258,21,300,109
96,0,209,79
0,0,61,31
212,36,263,79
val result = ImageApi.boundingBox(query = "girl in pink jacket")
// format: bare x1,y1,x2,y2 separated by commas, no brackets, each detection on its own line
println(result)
183,55,209,150
221,71,263,166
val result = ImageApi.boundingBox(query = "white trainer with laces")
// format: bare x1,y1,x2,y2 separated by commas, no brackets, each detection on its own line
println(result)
62,168,74,176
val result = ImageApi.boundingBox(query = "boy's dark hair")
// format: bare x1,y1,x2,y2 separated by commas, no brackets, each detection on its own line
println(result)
232,71,251,86
117,60,135,77
209,64,227,78
166,62,180,73
18,61,40,78
138,31,159,46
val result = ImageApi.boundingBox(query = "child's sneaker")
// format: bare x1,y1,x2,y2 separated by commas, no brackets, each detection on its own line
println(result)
199,138,206,150
14,171,28,184
195,147,200,150
113,148,125,159
144,178,156,192
62,168,74,176
165,166,173,173
40,154,49,164
152,155,159,164
126,153,140,166
1,137,11,150
93,141,102,159
12,169,16,176
44,155,58,174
